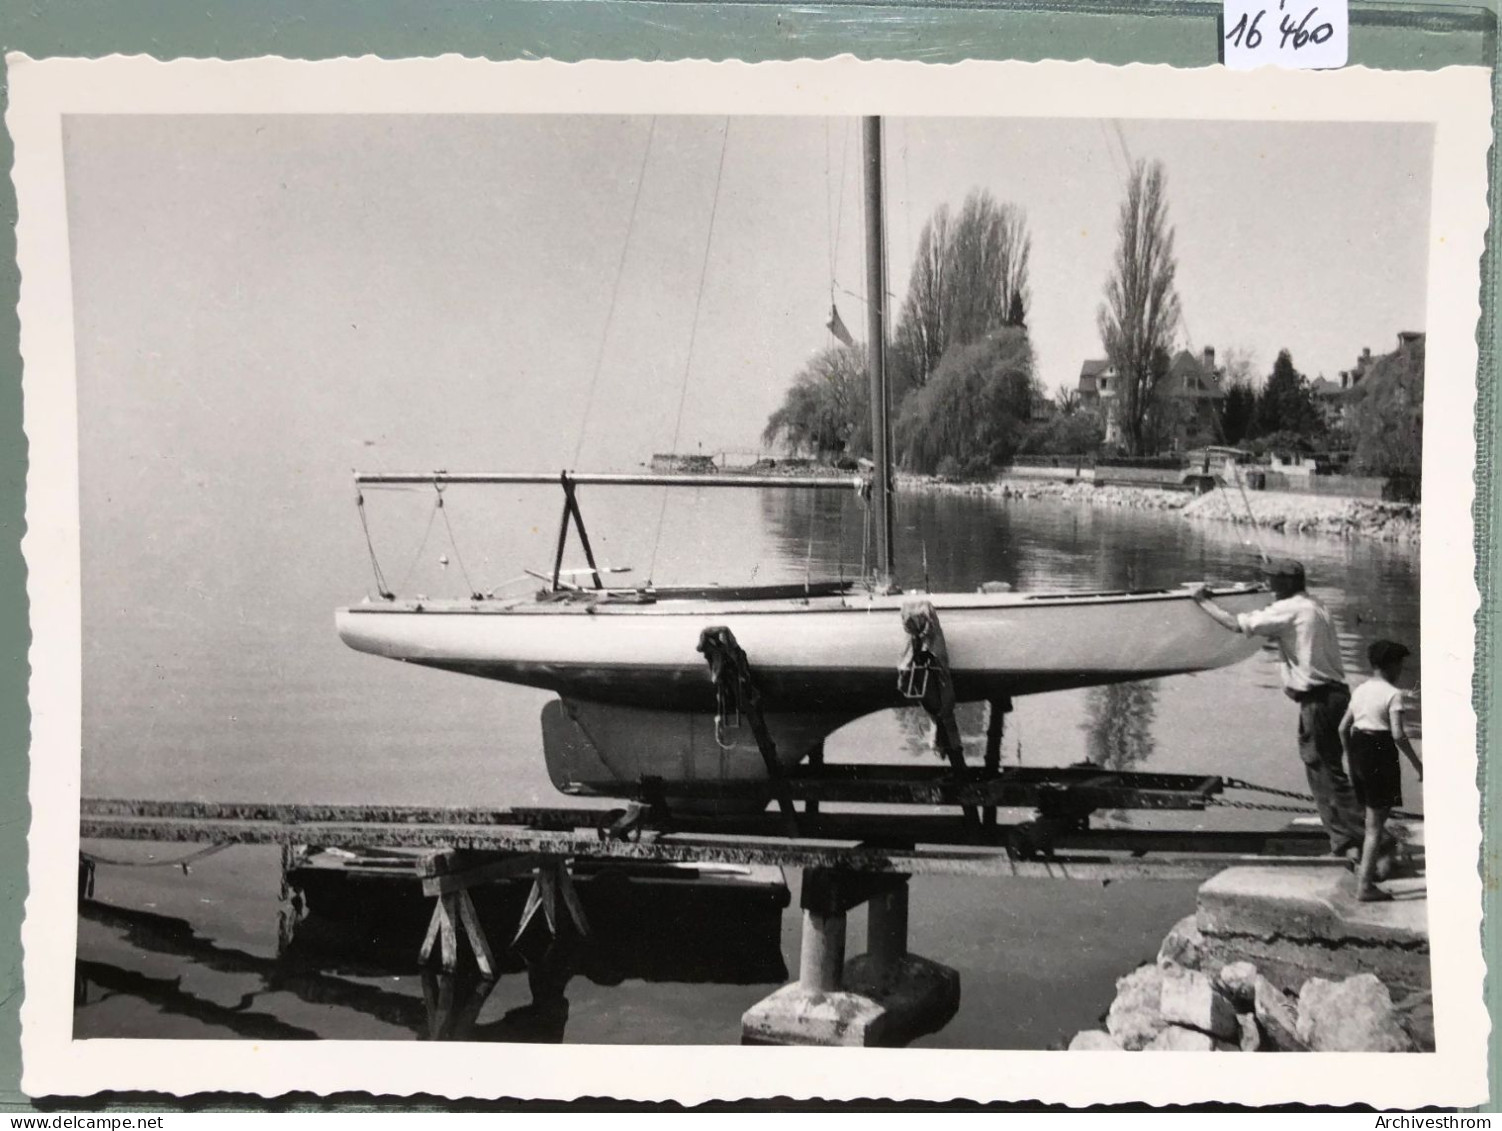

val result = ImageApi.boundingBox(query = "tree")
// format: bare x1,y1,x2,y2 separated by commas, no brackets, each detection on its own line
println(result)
1021,407,1105,457
1218,347,1259,445
1347,336,1424,483
1256,349,1323,441
891,192,1032,396
891,206,951,397
1097,160,1182,456
1054,388,1082,416
895,328,1039,476
761,342,869,459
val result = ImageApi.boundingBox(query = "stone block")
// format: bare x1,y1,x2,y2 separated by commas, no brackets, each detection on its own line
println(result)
1146,1024,1238,1052
1068,1030,1124,1051
1296,974,1415,1052
1198,867,1428,949
741,985,890,1047
1253,975,1307,1052
1217,961,1259,1010
1157,913,1205,971
1195,866,1430,1000
1160,966,1239,1041
1106,963,1167,1051
843,952,961,1047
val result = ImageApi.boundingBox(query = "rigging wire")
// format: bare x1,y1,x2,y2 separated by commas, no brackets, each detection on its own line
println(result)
434,484,481,598
571,116,659,470
355,490,393,598
1097,120,1126,185
397,492,443,594
1111,119,1136,173
647,117,733,583
829,119,853,304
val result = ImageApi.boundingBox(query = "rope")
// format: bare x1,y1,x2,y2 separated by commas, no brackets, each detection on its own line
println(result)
355,491,393,599
434,485,481,599
571,116,658,470
648,117,732,582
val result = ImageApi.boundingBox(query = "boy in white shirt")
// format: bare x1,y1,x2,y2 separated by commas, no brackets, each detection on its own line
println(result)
1338,639,1424,902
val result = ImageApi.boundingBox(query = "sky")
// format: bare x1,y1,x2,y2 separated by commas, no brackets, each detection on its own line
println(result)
63,113,1432,475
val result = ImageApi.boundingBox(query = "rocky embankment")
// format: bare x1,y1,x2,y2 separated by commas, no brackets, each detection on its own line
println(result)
898,474,1420,543
1069,915,1433,1053
1182,488,1420,544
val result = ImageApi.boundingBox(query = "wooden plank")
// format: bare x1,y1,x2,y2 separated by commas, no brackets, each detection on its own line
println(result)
418,900,443,966
455,890,496,979
437,894,458,972
419,853,541,897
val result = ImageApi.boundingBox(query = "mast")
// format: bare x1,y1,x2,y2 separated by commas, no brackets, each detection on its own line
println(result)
862,116,896,587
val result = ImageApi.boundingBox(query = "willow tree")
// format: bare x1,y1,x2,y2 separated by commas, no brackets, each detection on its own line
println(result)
761,342,870,459
1098,160,1181,456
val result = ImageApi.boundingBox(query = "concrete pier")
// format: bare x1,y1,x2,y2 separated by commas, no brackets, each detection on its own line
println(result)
741,874,960,1047
1194,821,1428,998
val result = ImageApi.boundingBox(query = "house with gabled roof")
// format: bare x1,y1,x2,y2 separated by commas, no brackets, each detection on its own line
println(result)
1076,346,1226,452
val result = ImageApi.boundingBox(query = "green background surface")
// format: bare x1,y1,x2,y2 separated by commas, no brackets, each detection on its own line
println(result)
0,0,1493,1111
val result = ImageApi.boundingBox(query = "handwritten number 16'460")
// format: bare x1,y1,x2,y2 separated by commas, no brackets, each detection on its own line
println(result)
1226,2,1334,51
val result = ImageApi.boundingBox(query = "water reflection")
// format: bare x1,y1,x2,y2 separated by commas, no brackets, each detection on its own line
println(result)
894,702,992,761
76,856,791,1043
1081,681,1159,772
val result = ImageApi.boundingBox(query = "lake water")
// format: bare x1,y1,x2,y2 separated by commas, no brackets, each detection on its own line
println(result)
75,486,1421,1048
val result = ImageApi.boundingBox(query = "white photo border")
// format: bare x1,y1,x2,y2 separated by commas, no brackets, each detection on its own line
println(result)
10,54,1491,1104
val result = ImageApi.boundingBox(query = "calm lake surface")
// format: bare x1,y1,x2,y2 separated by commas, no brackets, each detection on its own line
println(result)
76,486,1421,1048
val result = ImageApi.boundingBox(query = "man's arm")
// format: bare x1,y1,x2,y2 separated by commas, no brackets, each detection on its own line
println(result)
1188,585,1245,633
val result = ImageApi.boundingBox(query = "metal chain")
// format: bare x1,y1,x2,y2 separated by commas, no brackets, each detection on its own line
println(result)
1216,777,1422,821
1207,796,1318,815
1220,776,1319,803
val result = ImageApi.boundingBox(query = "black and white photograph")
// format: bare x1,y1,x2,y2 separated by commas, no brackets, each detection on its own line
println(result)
12,56,1490,1104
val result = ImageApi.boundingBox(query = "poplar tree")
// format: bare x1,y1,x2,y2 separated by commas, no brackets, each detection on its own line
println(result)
1097,160,1182,456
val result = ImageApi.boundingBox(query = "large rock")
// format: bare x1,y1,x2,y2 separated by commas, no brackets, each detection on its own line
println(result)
1159,966,1239,1041
1068,1030,1124,1051
1393,990,1435,1052
1157,914,1206,971
1217,961,1260,1011
1253,975,1308,1052
1295,974,1416,1052
1106,963,1168,1050
1146,1024,1237,1052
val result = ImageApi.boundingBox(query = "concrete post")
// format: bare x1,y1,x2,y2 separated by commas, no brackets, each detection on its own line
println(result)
867,884,909,979
798,909,846,993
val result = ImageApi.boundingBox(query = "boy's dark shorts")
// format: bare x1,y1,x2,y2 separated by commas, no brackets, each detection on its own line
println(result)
1348,729,1403,810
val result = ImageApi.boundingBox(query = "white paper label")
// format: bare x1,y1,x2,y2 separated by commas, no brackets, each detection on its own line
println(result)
1223,0,1348,70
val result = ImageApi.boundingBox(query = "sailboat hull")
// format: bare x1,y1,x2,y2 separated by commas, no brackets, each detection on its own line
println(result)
337,585,1270,715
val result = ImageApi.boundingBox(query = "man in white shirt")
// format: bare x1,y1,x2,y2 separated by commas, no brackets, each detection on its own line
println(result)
1189,559,1366,857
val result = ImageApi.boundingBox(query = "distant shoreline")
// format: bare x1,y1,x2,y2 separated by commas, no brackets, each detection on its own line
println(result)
896,474,1421,544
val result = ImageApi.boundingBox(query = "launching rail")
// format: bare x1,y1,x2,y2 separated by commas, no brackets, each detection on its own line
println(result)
81,788,1345,884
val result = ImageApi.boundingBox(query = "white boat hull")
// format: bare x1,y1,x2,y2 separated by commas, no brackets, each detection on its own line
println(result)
336,585,1270,715
338,583,1269,802
339,584,1269,801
